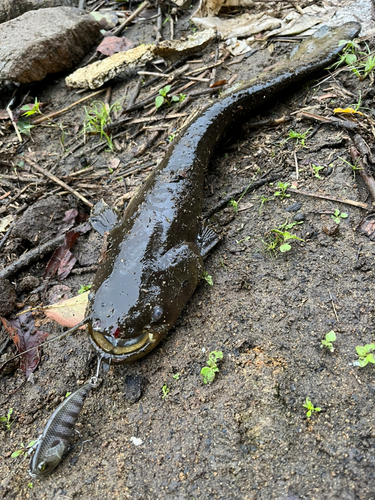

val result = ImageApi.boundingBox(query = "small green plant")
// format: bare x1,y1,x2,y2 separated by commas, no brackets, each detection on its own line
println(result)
78,284,92,294
312,164,325,179
200,351,223,384
155,86,185,109
236,236,251,244
331,209,348,224
327,39,361,72
274,182,290,200
339,157,363,180
162,384,170,399
283,128,311,147
321,330,336,352
11,441,36,459
356,344,375,367
228,199,238,213
168,133,176,142
172,373,180,380
202,271,213,285
17,119,34,136
263,222,304,254
258,195,272,214
83,100,120,151
303,398,321,418
65,392,72,398
21,98,42,117
28,483,33,489
327,40,375,80
0,408,13,431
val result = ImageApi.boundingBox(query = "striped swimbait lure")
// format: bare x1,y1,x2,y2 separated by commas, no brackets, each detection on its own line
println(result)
29,377,97,477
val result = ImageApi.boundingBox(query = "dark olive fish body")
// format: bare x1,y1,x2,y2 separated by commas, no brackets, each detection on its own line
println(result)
87,23,360,364
29,381,94,477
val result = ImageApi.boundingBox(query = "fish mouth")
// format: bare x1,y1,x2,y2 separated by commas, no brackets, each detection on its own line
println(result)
90,329,151,356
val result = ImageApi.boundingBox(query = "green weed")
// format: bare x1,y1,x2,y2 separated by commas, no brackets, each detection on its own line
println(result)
155,86,185,109
168,133,176,142
200,351,223,384
78,284,91,294
331,209,348,224
274,182,290,200
21,98,42,117
283,128,311,147
312,164,325,179
356,344,375,367
321,330,336,352
83,100,120,151
172,373,180,380
263,221,304,254
228,199,238,212
258,195,272,214
202,271,213,285
11,441,36,459
303,397,321,418
0,408,13,431
339,156,363,180
162,384,170,399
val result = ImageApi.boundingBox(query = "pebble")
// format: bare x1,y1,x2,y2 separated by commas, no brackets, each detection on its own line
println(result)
293,212,306,222
285,202,302,212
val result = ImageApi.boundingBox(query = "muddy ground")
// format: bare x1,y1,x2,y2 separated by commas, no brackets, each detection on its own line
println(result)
1,3,375,500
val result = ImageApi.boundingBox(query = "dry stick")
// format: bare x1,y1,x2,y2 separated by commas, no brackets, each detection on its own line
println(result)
294,151,299,181
287,188,371,210
156,3,163,42
6,107,22,142
104,87,112,111
31,89,107,125
134,130,160,156
112,1,150,37
29,162,93,207
0,234,65,279
127,76,144,110
328,289,339,322
300,111,358,131
349,147,375,201
170,15,174,40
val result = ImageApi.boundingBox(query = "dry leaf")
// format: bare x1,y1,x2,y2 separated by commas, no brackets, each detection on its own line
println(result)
43,291,89,328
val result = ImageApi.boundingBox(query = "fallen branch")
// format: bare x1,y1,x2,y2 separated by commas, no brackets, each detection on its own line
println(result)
300,111,358,131
349,146,375,201
112,1,150,37
288,188,371,210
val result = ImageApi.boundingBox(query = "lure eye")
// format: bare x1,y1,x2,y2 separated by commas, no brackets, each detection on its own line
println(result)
152,306,163,322
38,462,46,471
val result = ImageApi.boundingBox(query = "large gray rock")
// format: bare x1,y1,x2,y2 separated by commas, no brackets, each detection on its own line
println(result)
0,7,100,83
0,0,75,23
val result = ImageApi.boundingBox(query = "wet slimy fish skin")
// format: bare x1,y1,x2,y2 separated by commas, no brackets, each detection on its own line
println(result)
29,381,94,477
86,22,361,365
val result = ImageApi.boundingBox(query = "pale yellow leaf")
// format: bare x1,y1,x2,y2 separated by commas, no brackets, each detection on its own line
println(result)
43,291,89,328
0,214,14,232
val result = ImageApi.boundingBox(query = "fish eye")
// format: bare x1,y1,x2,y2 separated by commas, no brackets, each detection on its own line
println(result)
152,306,163,322
38,462,46,471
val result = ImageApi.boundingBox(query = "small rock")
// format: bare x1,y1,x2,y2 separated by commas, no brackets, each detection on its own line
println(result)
293,212,306,222
124,374,144,403
0,7,100,83
0,0,74,23
285,202,302,212
0,278,17,316
18,276,39,293
322,222,340,236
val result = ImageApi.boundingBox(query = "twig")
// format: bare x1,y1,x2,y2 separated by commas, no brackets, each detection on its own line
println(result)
31,89,107,125
156,3,163,42
288,188,371,210
328,289,339,322
294,151,299,181
28,161,93,207
112,1,150,37
0,222,14,251
170,15,174,40
300,111,358,131
350,147,375,202
134,130,160,156
6,107,22,142
127,76,143,110
0,234,65,279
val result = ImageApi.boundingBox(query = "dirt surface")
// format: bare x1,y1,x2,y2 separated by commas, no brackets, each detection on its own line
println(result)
1,3,375,500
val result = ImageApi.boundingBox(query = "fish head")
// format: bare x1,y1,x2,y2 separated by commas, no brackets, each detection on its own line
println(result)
87,242,204,364
29,441,65,477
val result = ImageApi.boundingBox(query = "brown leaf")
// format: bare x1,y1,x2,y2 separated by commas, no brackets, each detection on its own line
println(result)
43,222,91,280
210,80,227,88
97,36,135,56
1,311,48,377
43,292,89,328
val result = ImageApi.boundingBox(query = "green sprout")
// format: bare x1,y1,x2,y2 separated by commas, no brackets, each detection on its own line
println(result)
200,351,223,384
65,392,72,398
162,384,170,399
11,441,36,459
312,164,325,179
172,373,180,380
21,98,42,117
258,195,272,214
0,408,13,431
228,199,238,212
321,330,336,352
83,100,120,151
331,209,348,224
263,220,304,254
273,182,290,200
168,133,176,142
155,86,185,109
28,483,33,489
327,40,375,80
78,284,92,294
303,398,321,418
202,271,213,285
283,128,311,147
356,344,375,367
339,157,363,180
